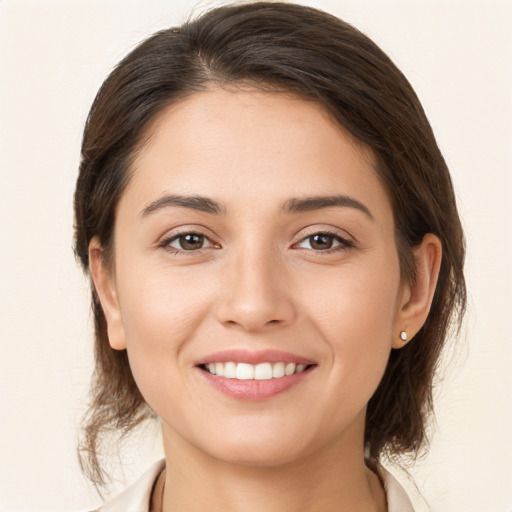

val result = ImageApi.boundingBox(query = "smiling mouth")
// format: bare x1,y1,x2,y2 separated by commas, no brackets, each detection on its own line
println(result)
200,362,315,380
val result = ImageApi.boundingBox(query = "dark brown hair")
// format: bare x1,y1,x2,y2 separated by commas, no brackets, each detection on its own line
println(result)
74,1,466,488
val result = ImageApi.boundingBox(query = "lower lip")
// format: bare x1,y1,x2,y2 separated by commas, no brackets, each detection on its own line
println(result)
198,367,314,401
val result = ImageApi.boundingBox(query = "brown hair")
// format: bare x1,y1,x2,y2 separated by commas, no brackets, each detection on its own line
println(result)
74,1,466,489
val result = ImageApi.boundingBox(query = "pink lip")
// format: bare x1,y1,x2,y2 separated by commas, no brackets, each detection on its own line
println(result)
195,349,315,366
197,365,314,401
194,349,317,401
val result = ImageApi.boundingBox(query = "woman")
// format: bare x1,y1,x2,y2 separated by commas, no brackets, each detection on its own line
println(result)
74,2,466,511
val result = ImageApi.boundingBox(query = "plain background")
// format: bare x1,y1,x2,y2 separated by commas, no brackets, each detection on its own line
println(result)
0,0,511,510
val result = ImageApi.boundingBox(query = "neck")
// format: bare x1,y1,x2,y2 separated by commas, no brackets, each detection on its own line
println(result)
159,421,386,512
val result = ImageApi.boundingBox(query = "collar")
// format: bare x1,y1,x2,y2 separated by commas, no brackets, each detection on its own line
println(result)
95,459,165,512
378,464,416,511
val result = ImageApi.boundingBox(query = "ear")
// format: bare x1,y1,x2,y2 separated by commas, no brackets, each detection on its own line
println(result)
88,237,127,350
392,233,442,349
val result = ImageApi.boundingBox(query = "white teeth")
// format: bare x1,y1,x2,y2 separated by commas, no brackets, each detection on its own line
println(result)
272,362,285,378
254,363,273,380
205,361,309,380
236,363,254,380
285,362,296,376
224,362,236,379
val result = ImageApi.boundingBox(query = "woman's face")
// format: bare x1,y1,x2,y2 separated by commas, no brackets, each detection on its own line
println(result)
95,88,412,467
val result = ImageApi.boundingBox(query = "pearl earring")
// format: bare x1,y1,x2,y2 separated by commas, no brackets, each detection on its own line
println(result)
400,331,408,342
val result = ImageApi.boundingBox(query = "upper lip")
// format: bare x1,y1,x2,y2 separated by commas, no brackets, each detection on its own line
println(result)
195,349,316,366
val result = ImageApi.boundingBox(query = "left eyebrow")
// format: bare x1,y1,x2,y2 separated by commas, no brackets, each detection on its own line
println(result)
282,195,374,221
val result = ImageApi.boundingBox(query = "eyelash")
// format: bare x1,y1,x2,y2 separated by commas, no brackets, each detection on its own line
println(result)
159,229,354,255
159,231,217,255
294,231,355,253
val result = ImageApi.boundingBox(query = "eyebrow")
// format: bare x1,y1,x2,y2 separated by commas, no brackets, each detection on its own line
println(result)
140,193,373,220
140,194,224,217
283,195,374,220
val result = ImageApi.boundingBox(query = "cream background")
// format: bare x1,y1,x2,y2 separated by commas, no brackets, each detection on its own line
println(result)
0,0,510,510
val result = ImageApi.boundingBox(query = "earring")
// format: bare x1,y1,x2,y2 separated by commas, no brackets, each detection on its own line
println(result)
399,331,408,342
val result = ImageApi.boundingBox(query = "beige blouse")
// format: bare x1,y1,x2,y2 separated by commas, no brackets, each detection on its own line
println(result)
96,459,415,512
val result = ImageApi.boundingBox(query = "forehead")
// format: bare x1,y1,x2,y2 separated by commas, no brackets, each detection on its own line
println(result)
124,87,391,221
142,86,372,161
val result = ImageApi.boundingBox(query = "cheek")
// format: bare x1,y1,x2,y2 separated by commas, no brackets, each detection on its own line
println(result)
302,255,401,331
299,256,401,387
114,266,214,399
117,261,214,342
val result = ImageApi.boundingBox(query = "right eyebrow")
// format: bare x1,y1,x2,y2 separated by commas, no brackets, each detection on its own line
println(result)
139,194,225,218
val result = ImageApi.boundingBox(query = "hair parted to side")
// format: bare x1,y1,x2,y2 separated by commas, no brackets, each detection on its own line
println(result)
74,1,466,490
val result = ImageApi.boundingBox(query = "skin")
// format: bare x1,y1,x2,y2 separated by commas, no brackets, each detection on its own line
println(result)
90,87,441,512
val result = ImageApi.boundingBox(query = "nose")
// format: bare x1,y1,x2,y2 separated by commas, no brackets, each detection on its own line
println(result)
215,246,296,333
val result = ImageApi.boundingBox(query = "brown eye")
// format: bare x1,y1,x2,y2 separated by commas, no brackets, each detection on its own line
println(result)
180,234,204,250
309,234,334,250
167,233,210,251
297,232,352,252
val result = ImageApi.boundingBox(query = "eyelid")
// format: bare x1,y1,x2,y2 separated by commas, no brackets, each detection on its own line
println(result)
157,225,221,253
167,233,215,249
293,225,355,243
292,226,356,252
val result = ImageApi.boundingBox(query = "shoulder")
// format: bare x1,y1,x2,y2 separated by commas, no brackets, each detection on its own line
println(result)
92,459,165,512
378,465,417,512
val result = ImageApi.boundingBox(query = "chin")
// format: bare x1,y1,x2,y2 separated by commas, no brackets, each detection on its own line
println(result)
207,438,309,468
183,418,325,469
